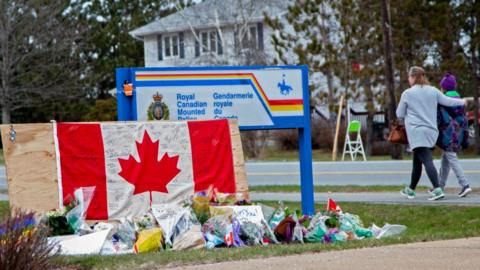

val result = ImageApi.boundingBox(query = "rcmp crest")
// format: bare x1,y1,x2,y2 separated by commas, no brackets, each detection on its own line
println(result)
147,92,169,120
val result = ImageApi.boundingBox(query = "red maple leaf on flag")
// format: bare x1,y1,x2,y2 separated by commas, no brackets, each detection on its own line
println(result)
118,130,181,204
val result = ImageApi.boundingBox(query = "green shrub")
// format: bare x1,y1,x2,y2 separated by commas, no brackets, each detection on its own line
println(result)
83,98,117,121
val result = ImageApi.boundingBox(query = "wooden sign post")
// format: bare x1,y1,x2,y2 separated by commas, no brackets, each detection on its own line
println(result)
332,94,345,161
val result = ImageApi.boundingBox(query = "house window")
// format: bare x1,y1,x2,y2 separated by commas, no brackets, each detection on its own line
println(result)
172,36,179,56
209,31,216,52
164,36,171,57
163,34,180,58
201,32,208,53
241,25,258,49
199,30,220,54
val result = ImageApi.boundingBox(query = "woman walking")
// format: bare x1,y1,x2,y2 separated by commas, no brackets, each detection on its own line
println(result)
396,67,465,201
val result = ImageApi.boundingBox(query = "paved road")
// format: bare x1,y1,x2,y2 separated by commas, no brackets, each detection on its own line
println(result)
1,162,479,205
165,237,480,270
245,159,480,187
1,160,479,191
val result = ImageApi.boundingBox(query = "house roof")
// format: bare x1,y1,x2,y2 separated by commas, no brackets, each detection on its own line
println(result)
314,105,332,120
130,0,288,38
348,101,384,114
314,101,385,120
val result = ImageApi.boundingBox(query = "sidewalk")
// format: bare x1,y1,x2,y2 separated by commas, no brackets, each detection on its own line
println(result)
2,191,480,205
166,237,480,270
250,191,480,205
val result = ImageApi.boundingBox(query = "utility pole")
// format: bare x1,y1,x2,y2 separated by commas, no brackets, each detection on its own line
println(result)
381,0,402,159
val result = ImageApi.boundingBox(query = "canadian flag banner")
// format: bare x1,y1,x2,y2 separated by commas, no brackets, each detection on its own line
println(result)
53,119,236,220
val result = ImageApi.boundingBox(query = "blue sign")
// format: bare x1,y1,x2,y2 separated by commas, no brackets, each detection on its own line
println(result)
116,65,314,214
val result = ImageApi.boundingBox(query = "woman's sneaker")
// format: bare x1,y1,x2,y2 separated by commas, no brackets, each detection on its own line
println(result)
458,185,472,197
428,187,445,201
400,187,415,199
427,186,444,195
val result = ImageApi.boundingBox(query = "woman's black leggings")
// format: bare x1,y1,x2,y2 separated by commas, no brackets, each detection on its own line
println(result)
410,147,440,190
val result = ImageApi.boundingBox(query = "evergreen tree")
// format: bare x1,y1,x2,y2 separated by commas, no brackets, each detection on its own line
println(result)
72,0,177,98
267,0,387,156
265,0,340,113
456,0,480,153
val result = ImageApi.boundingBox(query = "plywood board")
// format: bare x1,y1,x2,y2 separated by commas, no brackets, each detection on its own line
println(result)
1,120,249,214
0,123,59,212
228,120,249,199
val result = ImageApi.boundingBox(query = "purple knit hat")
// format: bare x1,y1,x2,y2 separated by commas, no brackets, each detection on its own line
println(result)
440,73,457,90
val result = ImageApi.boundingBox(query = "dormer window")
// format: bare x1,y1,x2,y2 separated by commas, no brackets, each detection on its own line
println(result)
164,35,179,58
157,32,184,61
242,26,257,49
200,31,221,54
235,23,264,51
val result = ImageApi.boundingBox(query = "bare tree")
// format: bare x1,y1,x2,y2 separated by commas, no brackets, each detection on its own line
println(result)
171,0,272,158
172,0,269,66
381,0,402,159
265,0,340,114
0,0,85,124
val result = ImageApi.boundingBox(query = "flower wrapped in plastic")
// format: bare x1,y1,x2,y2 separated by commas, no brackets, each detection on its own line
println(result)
192,190,213,224
268,202,287,230
339,213,373,239
201,215,233,248
304,213,329,243
151,203,199,247
273,216,296,243
261,219,278,244
238,219,263,246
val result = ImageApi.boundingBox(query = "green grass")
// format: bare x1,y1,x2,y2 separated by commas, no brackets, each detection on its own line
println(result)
249,185,430,193
2,200,479,269
0,149,3,165
249,148,388,161
53,201,480,270
248,147,479,162
0,201,8,218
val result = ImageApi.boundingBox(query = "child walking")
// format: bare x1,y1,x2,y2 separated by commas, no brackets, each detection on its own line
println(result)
435,73,472,197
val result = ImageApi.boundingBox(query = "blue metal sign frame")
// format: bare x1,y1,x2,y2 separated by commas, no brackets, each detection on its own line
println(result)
116,65,314,215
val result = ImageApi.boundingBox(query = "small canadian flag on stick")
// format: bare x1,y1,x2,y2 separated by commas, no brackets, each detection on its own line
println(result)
327,198,342,213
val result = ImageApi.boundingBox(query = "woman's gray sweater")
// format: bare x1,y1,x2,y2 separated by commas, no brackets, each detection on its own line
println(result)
396,85,465,149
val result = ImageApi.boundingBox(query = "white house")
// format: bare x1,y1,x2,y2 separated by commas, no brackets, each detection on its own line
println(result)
130,0,288,67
